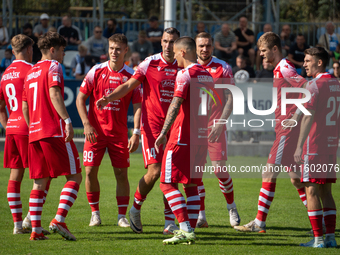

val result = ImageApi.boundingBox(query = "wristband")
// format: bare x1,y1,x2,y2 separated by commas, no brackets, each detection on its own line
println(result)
64,118,72,124
133,129,141,136
295,108,301,116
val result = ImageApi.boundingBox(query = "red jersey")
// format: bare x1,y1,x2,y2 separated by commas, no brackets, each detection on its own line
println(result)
200,57,235,127
168,63,214,145
303,73,340,155
132,53,180,134
80,62,142,139
23,60,65,143
0,60,33,135
273,59,306,128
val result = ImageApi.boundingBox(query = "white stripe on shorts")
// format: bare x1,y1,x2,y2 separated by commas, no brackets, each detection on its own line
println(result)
274,136,286,165
66,142,76,174
165,150,173,183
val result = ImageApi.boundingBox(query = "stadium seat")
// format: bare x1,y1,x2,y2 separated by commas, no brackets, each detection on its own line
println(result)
63,50,78,69
0,49,5,61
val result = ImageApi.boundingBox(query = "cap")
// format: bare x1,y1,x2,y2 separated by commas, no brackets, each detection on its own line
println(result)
40,13,49,20
149,16,158,22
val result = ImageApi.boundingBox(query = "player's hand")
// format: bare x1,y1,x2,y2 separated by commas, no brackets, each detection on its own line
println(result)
96,96,110,110
84,123,98,143
282,117,298,131
155,134,167,154
128,134,139,153
65,123,74,142
294,147,304,164
208,124,223,143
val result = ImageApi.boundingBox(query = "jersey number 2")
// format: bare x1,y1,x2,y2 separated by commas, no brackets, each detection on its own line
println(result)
326,96,340,126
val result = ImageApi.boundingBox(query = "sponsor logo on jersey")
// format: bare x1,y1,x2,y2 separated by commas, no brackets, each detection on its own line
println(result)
161,79,175,88
122,76,128,83
197,75,213,83
26,70,42,81
52,72,61,82
165,68,176,73
2,71,20,81
211,67,217,73
109,76,121,80
157,66,161,71
102,74,106,79
329,85,340,92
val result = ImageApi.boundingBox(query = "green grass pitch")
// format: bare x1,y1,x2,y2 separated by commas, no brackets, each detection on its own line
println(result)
0,152,339,254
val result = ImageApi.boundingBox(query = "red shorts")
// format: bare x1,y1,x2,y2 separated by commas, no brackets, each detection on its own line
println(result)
208,130,228,161
141,132,168,168
28,138,82,179
4,134,28,169
161,143,208,184
301,154,337,184
83,138,129,168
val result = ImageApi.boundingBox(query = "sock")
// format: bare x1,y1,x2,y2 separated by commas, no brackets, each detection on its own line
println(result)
197,181,206,219
297,187,307,207
29,189,44,234
7,180,23,227
184,186,200,230
218,175,235,209
87,191,100,212
323,208,336,235
179,221,192,232
255,182,276,227
55,181,79,223
27,179,51,220
164,199,176,226
132,189,146,211
308,209,323,237
117,196,129,219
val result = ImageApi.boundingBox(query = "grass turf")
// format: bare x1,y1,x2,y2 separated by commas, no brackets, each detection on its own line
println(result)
0,152,339,254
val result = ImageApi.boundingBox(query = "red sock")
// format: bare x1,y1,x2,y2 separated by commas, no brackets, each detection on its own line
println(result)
7,180,22,224
323,208,336,234
255,182,276,227
117,196,129,218
133,189,146,210
29,190,44,232
218,176,234,206
160,183,188,224
164,199,175,222
184,186,200,229
297,187,307,208
87,191,100,212
308,209,323,237
56,181,79,222
197,180,205,211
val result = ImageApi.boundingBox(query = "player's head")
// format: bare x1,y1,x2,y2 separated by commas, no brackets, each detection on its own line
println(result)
257,32,282,64
161,27,180,60
195,32,213,62
303,47,329,77
11,34,34,62
108,34,128,65
173,36,196,67
38,31,66,63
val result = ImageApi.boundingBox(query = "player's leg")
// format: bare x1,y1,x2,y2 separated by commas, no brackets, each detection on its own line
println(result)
114,167,130,227
163,195,179,234
183,183,200,231
196,180,208,228
289,171,307,207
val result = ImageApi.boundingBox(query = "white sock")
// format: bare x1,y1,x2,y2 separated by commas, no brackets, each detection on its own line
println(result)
198,210,206,220
227,201,236,210
55,215,64,223
130,206,140,213
92,211,100,216
179,221,192,232
32,227,42,234
164,220,175,228
315,236,324,244
118,214,125,220
14,221,22,229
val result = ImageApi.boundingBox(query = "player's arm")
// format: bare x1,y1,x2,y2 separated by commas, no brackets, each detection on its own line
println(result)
49,86,74,142
76,91,98,143
0,100,8,129
22,101,29,126
294,109,315,164
128,102,141,153
96,78,141,110
155,97,184,153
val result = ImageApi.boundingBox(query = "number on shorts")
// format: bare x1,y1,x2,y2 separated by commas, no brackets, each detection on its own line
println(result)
29,82,38,111
146,148,156,160
326,96,340,126
5,83,18,111
84,150,94,162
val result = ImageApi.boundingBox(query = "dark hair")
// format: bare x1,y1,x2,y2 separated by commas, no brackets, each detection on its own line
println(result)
257,32,282,53
174,36,196,52
164,27,180,37
5,48,12,54
108,18,117,25
11,34,34,53
304,47,329,69
37,31,67,53
108,33,128,46
149,16,158,22
195,32,212,41
23,23,33,30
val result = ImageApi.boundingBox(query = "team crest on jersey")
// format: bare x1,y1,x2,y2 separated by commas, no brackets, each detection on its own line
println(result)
211,67,217,73
122,76,128,83
102,74,106,79
52,72,61,82
157,66,161,71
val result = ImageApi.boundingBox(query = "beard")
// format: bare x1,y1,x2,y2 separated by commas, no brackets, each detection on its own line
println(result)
198,54,211,61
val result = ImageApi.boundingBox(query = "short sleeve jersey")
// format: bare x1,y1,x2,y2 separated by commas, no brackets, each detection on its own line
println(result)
303,73,340,155
200,57,235,128
169,63,214,146
132,53,180,134
0,60,33,135
79,62,142,139
23,60,65,143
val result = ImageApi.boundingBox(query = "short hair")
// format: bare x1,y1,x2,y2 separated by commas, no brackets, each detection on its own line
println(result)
23,23,33,30
174,36,196,52
11,34,34,53
195,32,212,41
37,31,67,53
108,33,128,46
304,47,329,69
78,44,87,52
5,49,12,55
108,18,117,25
139,30,147,36
236,54,246,61
164,27,180,37
257,32,282,52
297,33,304,37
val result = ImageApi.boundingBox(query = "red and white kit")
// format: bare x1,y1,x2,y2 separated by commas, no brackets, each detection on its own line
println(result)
267,58,306,167
80,62,142,167
161,63,213,184
0,60,33,168
23,60,81,179
301,73,340,184
132,53,180,167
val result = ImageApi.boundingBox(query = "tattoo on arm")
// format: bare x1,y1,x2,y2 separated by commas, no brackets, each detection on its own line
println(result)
161,97,184,135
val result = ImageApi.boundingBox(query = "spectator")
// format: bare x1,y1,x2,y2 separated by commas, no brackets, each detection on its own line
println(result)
85,26,108,58
0,17,9,48
332,61,340,80
70,44,88,75
103,18,123,38
214,23,237,63
255,59,274,82
33,13,51,38
318,21,340,62
74,55,98,80
280,24,295,57
58,14,82,50
48,26,57,33
232,54,255,83
23,23,42,63
0,49,13,72
146,16,163,53
195,22,206,34
128,52,141,70
288,34,309,77
131,30,153,60
234,16,255,67
255,23,272,70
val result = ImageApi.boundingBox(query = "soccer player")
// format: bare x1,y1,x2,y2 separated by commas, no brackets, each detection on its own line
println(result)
234,32,307,232
294,47,338,248
96,27,180,234
76,34,142,227
155,36,214,245
194,32,240,228
22,31,82,241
